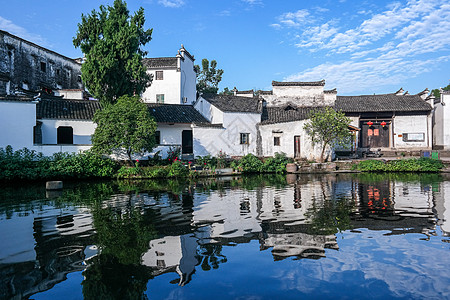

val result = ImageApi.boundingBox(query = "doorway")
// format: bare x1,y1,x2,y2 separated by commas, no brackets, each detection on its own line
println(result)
182,130,193,154
294,136,301,158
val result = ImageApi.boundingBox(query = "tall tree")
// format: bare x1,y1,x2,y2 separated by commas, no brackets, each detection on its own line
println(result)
194,58,224,94
73,0,152,105
91,95,157,165
303,107,353,163
431,82,450,100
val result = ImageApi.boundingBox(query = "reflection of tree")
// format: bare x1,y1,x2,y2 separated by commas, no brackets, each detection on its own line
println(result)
82,203,158,299
306,196,355,235
198,244,227,271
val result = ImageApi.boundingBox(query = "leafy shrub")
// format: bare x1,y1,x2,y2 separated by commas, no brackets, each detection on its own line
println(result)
262,152,291,173
116,166,141,179
168,161,189,177
167,146,181,163
232,154,263,173
354,158,444,173
142,166,169,178
196,155,217,170
51,151,118,178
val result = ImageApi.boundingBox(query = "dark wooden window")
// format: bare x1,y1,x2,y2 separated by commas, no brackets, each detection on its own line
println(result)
57,126,73,144
40,62,46,72
240,133,250,145
155,131,161,144
156,94,164,104
156,71,163,80
274,136,280,146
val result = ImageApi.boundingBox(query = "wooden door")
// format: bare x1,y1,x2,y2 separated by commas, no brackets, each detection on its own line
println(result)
361,123,389,148
294,136,301,158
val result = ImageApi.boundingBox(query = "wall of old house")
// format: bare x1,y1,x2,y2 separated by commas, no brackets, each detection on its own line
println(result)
0,100,36,150
39,119,95,145
142,48,196,105
434,92,450,149
193,112,260,157
258,120,329,161
263,84,330,107
392,114,430,149
0,30,82,94
194,96,224,124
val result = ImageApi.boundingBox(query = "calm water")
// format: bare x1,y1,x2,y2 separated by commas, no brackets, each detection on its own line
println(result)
1,173,449,299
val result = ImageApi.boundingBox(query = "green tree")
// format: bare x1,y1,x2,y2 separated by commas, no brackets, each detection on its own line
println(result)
303,107,352,163
73,0,152,105
194,58,224,94
219,87,234,95
431,82,450,100
91,95,157,165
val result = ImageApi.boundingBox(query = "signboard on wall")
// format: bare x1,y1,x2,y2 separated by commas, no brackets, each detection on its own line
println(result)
402,133,425,142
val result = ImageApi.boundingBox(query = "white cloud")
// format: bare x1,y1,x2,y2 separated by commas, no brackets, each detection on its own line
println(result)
242,0,263,6
285,55,450,93
277,0,450,93
277,9,311,28
0,16,48,46
158,0,185,8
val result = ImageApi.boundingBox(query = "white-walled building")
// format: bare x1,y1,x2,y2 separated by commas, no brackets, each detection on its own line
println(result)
434,90,450,150
141,45,196,105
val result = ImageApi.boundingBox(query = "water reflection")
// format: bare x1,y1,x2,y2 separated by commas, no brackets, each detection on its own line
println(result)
0,174,449,299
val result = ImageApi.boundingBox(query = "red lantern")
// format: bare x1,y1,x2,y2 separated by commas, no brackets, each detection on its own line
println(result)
367,121,373,126
381,121,387,127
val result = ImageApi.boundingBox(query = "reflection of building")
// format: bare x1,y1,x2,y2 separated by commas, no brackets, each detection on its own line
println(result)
434,180,450,236
0,205,95,299
142,234,199,286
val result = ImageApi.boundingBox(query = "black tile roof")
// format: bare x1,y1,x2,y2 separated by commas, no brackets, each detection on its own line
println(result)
37,98,101,120
146,104,209,124
260,104,325,125
0,95,36,102
335,94,432,112
272,80,325,87
236,90,254,94
143,57,178,69
201,94,261,113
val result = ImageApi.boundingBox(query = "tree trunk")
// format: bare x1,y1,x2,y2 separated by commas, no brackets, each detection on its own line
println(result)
320,143,327,163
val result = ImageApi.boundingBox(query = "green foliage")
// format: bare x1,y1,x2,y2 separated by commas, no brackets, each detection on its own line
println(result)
303,107,353,162
116,165,141,179
50,151,118,178
219,87,234,95
0,146,118,180
92,95,157,164
73,0,152,105
262,152,291,173
196,155,217,169
354,158,444,172
231,154,263,173
168,161,189,177
194,58,224,94
431,82,450,100
166,146,181,163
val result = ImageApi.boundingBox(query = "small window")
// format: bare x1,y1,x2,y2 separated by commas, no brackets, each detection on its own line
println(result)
56,69,60,76
57,126,73,144
274,136,280,146
155,71,163,80
40,62,46,72
77,75,82,83
156,94,164,104
155,131,161,144
240,133,250,145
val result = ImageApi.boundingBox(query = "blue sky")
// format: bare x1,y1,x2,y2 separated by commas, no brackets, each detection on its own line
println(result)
1,0,449,95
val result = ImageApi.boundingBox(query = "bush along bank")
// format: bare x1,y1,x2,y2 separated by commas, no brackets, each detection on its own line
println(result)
117,153,293,179
1,146,292,181
352,158,444,173
0,146,118,181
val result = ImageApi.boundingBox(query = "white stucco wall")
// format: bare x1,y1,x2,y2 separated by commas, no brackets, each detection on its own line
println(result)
192,112,260,158
194,97,224,124
392,115,430,149
150,124,193,158
142,68,181,104
259,120,326,160
179,52,196,105
0,100,36,150
434,92,450,149
40,119,96,145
